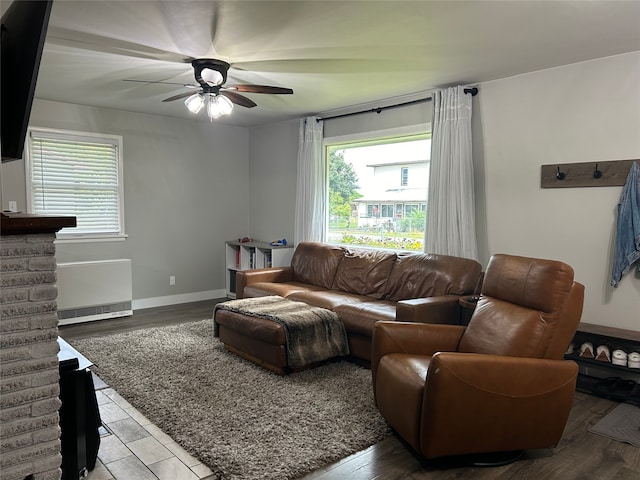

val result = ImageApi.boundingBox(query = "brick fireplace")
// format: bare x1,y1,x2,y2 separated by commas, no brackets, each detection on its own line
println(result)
1,213,76,480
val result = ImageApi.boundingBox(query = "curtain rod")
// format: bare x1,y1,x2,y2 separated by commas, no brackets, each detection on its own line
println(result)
317,87,478,123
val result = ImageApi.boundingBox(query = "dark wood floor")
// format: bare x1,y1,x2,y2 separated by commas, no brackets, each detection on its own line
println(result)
60,301,640,480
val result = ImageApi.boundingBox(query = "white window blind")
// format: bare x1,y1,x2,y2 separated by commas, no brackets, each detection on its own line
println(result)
27,128,125,238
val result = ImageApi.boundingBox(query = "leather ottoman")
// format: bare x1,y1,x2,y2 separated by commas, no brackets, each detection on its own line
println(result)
213,296,349,375
214,308,291,375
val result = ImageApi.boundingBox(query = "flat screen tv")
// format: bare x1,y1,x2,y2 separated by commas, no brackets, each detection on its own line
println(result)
1,0,53,162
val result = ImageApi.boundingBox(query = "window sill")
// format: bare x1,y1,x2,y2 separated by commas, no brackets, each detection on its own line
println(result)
54,234,128,244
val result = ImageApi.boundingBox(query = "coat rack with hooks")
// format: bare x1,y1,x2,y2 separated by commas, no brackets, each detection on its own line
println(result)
541,159,639,188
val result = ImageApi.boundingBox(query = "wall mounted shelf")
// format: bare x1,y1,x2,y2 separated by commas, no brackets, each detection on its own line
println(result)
541,159,638,188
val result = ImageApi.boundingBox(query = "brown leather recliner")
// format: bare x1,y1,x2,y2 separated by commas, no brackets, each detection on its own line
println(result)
371,254,585,461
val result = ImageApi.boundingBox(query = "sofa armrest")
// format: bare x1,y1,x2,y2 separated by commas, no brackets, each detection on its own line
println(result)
421,352,578,457
236,267,293,298
396,295,461,324
371,321,465,382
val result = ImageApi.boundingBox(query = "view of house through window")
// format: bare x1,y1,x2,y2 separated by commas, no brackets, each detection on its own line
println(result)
326,133,430,251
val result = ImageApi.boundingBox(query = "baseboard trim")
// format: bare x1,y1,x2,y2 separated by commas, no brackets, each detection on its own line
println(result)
132,289,225,311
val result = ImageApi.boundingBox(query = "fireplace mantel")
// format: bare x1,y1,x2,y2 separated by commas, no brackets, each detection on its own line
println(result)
1,212,76,235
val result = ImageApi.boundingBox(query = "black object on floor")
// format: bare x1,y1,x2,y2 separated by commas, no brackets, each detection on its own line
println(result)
59,357,102,479
592,376,639,404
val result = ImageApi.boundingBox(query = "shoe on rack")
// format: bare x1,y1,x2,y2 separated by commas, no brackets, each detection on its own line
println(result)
596,345,611,362
629,352,640,369
612,349,628,366
580,342,595,359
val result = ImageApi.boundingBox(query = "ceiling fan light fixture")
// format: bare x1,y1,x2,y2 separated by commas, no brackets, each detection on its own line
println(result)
142,58,293,118
206,94,222,119
205,94,234,120
216,94,234,115
200,68,224,86
184,93,205,113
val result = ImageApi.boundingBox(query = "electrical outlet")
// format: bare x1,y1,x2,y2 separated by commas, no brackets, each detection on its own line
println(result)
169,275,176,286
8,201,17,212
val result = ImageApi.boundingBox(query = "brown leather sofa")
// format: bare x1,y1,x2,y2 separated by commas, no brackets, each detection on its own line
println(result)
371,254,585,461
235,242,483,364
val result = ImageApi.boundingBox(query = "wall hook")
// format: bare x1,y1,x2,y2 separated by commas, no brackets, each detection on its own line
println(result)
593,164,602,179
542,159,638,188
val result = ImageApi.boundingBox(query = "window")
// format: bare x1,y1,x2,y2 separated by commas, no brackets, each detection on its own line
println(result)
26,127,125,240
326,132,430,251
366,204,376,218
405,203,419,215
400,167,409,186
380,204,394,218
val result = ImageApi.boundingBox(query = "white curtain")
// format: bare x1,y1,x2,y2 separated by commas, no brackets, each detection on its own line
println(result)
294,116,325,245
424,86,478,260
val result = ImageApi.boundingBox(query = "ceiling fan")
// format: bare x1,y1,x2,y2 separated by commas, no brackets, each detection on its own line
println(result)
124,58,294,119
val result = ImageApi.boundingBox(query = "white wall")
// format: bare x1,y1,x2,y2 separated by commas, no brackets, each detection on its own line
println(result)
248,119,299,243
1,99,251,307
477,52,640,330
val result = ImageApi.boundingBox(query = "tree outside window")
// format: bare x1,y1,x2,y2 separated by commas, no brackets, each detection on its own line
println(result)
328,150,362,229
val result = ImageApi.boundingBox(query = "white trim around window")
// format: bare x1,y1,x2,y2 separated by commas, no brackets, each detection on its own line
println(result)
25,127,126,242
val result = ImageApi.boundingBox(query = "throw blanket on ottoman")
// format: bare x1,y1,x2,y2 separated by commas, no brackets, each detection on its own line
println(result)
214,296,349,369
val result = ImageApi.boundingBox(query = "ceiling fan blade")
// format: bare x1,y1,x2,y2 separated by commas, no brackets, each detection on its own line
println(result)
162,91,200,102
47,27,194,64
224,84,293,95
124,79,199,88
221,91,257,108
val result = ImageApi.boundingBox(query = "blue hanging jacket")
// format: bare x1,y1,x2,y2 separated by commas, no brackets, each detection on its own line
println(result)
611,162,640,287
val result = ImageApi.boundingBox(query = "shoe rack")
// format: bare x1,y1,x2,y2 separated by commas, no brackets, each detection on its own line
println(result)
565,323,640,403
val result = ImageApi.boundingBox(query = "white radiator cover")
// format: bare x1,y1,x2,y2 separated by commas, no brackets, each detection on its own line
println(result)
57,259,133,324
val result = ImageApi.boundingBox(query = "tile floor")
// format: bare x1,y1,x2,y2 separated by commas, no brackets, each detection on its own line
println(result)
87,385,215,480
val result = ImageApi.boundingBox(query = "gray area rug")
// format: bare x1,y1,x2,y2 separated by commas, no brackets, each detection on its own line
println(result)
70,319,392,479
589,402,640,447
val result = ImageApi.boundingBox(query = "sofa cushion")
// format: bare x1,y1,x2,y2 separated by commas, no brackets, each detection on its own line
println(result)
332,249,397,299
242,281,323,299
384,253,482,302
287,289,368,311
291,242,346,289
335,301,397,337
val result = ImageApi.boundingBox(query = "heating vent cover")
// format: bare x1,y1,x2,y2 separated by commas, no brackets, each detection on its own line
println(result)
57,259,132,324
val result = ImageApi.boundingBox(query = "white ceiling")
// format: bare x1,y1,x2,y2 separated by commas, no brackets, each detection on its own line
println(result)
17,0,640,127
